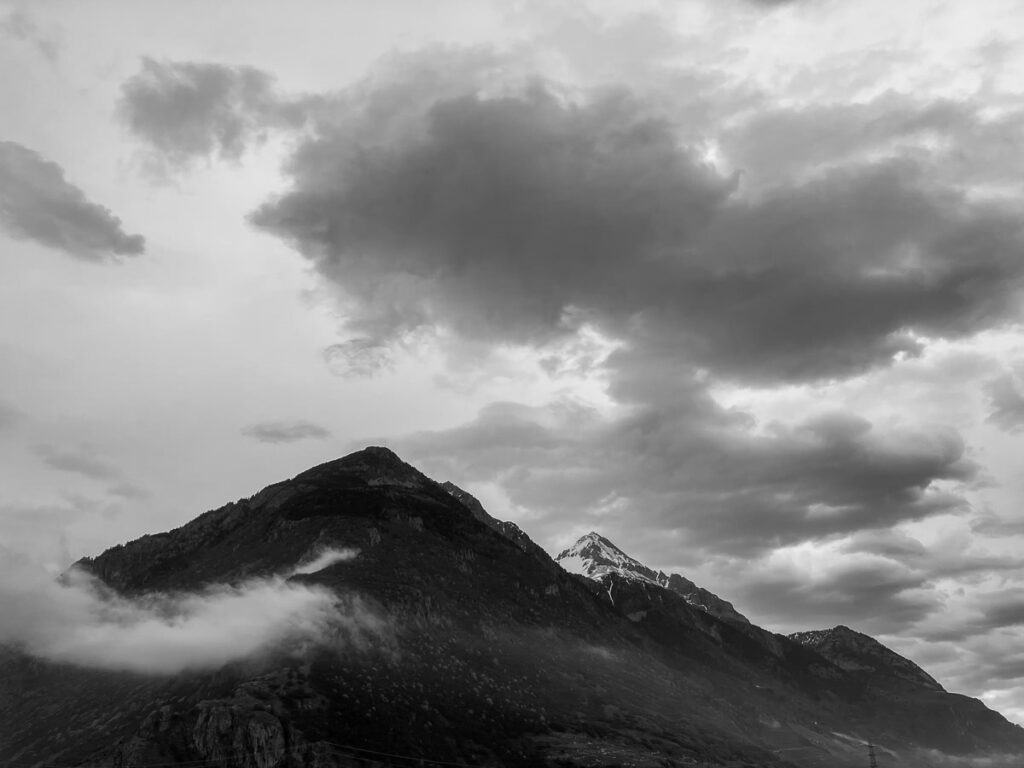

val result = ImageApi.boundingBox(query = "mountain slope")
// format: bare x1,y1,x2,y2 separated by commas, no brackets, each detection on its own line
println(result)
790,625,944,692
2,447,1022,768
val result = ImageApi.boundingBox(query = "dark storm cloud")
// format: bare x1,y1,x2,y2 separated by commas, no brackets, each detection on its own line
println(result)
241,420,331,444
117,52,1024,382
251,71,1024,384
119,59,314,169
985,374,1024,433
0,142,145,261
252,84,735,347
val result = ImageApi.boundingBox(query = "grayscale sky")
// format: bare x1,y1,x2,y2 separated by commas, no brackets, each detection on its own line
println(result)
3,0,1024,723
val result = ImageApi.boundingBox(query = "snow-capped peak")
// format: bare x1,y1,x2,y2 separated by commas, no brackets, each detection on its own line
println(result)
555,532,665,584
555,532,750,625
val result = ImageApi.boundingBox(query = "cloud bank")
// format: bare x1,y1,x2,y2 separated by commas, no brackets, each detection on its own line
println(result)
0,141,145,261
0,550,382,674
120,49,1024,383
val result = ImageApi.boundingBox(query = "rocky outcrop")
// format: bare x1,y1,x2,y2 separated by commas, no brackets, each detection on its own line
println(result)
109,683,330,768
191,702,288,768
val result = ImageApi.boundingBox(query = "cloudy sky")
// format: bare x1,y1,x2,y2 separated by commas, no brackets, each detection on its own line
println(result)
3,0,1024,723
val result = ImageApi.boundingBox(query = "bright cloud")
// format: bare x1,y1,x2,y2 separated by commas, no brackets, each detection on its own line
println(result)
0,549,384,674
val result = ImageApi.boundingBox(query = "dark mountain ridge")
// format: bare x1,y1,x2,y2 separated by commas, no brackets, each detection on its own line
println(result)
789,625,944,692
2,447,1021,768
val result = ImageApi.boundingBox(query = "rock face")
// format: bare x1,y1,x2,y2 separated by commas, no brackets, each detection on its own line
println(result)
3,447,1023,768
556,531,750,625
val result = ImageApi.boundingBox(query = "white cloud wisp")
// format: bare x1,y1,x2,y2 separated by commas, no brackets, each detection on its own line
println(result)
0,550,384,674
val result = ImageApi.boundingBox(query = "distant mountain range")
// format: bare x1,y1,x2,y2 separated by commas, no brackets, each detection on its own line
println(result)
2,446,1021,767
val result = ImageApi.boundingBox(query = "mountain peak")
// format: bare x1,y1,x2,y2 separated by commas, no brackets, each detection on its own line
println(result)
556,532,650,579
579,531,615,546
294,446,428,488
555,532,750,625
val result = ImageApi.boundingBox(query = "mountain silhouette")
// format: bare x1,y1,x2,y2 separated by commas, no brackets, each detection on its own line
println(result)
2,447,1021,767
